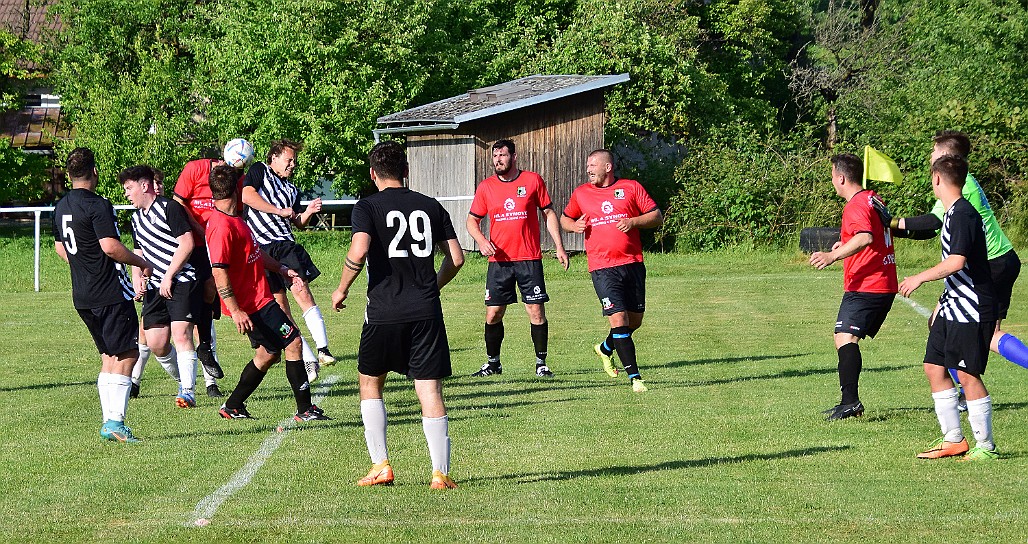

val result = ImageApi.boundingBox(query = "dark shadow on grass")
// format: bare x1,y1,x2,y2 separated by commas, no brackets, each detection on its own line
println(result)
664,352,812,369
0,380,92,393
469,445,851,484
658,364,912,389
863,400,1028,423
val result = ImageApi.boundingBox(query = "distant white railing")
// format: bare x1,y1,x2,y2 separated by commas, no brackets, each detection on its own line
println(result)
2,196,473,292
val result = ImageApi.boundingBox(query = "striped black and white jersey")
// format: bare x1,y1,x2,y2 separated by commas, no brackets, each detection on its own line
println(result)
130,196,197,286
938,198,995,323
52,189,134,309
243,162,302,245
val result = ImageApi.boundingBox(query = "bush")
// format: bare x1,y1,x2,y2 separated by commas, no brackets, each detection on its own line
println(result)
661,135,835,252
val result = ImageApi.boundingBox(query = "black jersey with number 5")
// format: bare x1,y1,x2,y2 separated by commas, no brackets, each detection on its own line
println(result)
52,188,134,309
351,187,457,325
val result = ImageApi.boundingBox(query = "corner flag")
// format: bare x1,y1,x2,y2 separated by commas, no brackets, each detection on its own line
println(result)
863,145,903,188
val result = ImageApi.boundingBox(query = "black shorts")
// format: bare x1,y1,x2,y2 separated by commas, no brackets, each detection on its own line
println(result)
141,282,204,328
989,250,1020,320
245,302,301,354
358,318,452,380
190,245,213,283
924,317,995,376
263,240,321,292
590,262,646,316
835,292,895,338
77,300,139,356
485,260,549,306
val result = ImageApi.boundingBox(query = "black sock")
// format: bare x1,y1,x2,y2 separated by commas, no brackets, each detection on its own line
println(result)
284,359,313,413
611,326,639,378
225,360,266,409
599,331,615,356
196,304,213,345
837,343,862,405
531,321,548,364
485,321,504,364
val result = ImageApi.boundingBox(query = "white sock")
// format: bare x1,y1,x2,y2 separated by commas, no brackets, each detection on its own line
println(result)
966,395,995,451
97,373,112,422
132,343,150,385
360,399,388,464
303,306,329,350
99,372,132,422
301,336,318,364
422,415,450,474
201,364,217,387
156,347,180,382
932,387,963,442
177,350,197,391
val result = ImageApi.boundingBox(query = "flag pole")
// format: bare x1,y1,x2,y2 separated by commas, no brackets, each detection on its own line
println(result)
862,145,869,189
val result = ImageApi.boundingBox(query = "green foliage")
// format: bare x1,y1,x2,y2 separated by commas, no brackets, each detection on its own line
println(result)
662,132,834,251
0,29,51,204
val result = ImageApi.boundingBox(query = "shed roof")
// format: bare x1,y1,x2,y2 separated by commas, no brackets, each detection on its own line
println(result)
376,74,629,134
0,0,57,43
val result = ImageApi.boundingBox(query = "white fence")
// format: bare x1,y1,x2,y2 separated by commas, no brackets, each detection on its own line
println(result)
2,196,473,292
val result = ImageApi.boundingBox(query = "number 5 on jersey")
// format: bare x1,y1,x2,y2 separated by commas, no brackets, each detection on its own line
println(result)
61,214,79,255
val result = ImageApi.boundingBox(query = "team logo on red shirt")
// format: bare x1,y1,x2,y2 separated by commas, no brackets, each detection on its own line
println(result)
614,189,625,199
504,198,516,211
517,186,526,197
601,201,614,215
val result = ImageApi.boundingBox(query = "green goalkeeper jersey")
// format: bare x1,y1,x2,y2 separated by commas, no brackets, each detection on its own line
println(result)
931,173,1013,260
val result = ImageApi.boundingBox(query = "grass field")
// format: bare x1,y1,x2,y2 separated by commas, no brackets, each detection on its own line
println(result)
2,229,1027,542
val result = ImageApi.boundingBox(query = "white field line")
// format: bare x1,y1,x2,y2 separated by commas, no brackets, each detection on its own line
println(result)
900,295,933,318
188,374,340,527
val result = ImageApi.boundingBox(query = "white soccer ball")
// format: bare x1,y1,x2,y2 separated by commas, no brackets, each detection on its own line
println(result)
223,138,255,168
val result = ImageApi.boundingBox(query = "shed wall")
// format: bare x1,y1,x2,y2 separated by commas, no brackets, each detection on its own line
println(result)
466,91,606,252
406,134,477,249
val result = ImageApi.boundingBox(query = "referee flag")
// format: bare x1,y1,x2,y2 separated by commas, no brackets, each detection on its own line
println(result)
863,145,903,187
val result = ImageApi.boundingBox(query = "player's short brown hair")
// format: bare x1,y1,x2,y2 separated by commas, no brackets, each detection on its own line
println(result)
209,165,240,200
369,140,408,182
931,154,968,187
830,153,862,185
267,138,303,162
933,130,971,158
66,147,96,180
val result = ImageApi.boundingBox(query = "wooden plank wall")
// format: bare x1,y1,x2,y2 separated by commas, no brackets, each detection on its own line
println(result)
406,134,477,249
466,90,607,252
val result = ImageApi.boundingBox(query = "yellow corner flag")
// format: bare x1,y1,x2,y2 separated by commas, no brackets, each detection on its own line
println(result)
863,145,903,188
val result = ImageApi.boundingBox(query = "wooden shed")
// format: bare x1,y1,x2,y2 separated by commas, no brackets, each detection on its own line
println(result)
374,74,630,251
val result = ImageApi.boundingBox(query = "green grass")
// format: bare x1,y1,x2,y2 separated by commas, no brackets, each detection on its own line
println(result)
1,232,1027,542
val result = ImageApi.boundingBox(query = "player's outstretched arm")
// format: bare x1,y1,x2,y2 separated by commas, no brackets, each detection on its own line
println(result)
809,232,872,269
898,254,966,297
211,267,252,333
332,232,371,311
54,242,69,264
242,186,294,219
465,214,495,257
436,238,465,290
542,208,569,270
161,233,195,298
560,213,586,233
100,236,152,276
295,198,322,228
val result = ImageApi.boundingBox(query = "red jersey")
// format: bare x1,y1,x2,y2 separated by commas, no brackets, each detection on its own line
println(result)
842,190,898,293
469,170,553,262
173,159,243,243
204,209,274,316
563,179,659,272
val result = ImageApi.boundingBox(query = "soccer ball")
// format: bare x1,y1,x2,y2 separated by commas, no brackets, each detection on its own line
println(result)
223,138,255,168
